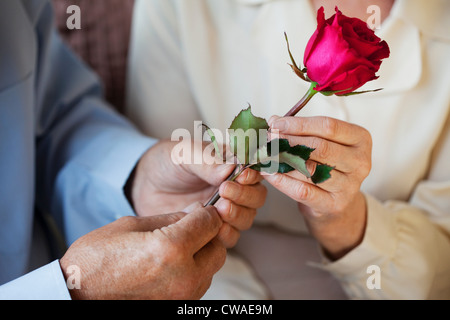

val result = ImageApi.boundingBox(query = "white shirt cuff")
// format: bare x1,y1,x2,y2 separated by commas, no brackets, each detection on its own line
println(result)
0,260,71,300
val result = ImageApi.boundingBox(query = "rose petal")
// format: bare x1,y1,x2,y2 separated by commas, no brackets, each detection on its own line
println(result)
317,6,326,29
368,40,390,60
305,23,377,86
345,35,384,59
304,7,326,65
304,6,390,95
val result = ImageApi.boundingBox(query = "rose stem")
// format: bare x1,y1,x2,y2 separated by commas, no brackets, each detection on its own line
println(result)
204,83,318,207
284,83,318,117
204,164,250,207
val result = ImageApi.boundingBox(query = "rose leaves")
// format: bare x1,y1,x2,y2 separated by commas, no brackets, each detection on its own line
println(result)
227,106,334,184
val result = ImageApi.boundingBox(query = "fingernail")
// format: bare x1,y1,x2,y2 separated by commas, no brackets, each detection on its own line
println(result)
215,199,228,214
271,119,287,132
183,202,203,213
220,164,235,176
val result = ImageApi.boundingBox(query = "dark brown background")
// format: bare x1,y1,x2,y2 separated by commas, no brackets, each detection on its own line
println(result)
52,0,135,113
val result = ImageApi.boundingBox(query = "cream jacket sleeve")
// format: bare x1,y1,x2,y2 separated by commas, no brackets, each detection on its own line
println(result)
126,0,450,299
320,112,450,299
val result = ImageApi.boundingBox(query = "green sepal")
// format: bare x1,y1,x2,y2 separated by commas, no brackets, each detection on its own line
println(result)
340,88,383,96
284,32,309,83
320,88,383,97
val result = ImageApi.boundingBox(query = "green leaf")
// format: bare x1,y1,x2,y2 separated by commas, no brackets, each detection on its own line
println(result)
252,161,294,175
251,138,333,184
228,106,269,165
227,107,334,184
274,139,314,159
311,164,334,184
229,105,269,132
252,139,314,177
279,152,310,178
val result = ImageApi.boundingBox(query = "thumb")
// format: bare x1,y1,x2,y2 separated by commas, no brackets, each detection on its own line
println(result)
183,202,203,214
188,162,236,187
164,206,223,254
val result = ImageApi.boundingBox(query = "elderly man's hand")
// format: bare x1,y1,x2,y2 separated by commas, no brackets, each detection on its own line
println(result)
128,140,267,248
60,206,226,300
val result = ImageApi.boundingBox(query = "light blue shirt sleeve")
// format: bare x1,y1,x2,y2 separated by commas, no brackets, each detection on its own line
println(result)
29,1,158,243
0,261,71,300
0,0,157,297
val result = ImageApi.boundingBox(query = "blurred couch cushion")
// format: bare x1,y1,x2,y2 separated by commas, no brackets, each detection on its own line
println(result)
52,0,135,112
234,225,348,299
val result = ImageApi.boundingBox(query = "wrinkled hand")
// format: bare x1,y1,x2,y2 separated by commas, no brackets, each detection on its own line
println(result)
128,140,267,248
60,206,226,300
265,116,372,260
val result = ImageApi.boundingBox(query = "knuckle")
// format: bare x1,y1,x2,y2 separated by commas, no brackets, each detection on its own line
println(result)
225,201,238,223
203,206,222,229
292,118,304,133
219,222,233,239
243,209,257,230
333,201,348,215
215,240,228,264
323,117,339,137
241,169,256,184
309,210,327,220
219,223,240,247
316,138,330,160
306,161,317,175
235,185,248,203
257,184,268,207
295,182,311,202
270,173,285,188
319,140,330,159
361,159,372,178
218,199,231,218
155,233,188,263
362,127,373,145
116,216,137,228
356,125,373,147
354,150,372,178
223,181,240,199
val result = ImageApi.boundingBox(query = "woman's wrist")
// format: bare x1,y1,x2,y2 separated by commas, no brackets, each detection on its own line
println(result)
303,191,368,261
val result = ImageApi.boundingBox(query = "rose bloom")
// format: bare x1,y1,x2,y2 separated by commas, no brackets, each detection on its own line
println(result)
304,7,390,95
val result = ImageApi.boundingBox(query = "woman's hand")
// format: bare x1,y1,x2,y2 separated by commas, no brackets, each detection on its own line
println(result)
265,116,373,260
128,140,267,248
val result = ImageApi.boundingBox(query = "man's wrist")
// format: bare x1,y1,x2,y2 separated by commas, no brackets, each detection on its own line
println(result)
124,163,139,211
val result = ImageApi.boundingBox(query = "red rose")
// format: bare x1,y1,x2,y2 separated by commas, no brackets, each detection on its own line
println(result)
304,7,390,95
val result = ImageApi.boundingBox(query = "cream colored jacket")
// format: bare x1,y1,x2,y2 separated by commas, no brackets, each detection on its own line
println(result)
126,0,450,299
